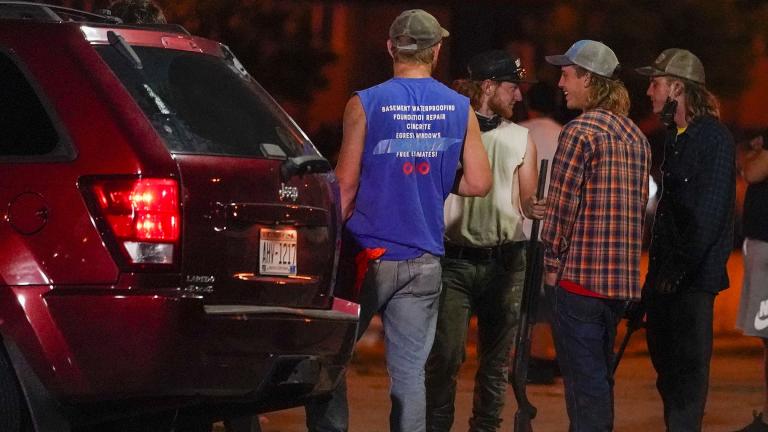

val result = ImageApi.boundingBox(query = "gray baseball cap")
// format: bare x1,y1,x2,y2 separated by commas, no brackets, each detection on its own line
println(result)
389,9,449,52
635,48,705,84
545,40,620,78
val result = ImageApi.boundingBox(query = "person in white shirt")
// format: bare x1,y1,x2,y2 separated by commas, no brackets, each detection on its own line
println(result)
425,49,545,432
520,81,563,238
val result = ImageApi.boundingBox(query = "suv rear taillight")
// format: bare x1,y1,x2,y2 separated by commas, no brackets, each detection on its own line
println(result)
84,177,180,267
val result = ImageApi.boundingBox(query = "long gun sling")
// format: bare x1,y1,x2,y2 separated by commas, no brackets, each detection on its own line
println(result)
511,159,548,432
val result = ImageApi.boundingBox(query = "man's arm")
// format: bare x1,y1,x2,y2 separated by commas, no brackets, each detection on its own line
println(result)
334,95,366,221
455,110,492,197
518,134,546,219
541,124,588,285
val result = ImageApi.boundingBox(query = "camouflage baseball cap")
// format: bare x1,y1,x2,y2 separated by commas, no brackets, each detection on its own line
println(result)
635,48,705,84
389,9,448,52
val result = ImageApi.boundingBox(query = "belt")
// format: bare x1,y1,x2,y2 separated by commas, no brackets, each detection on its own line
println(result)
443,241,524,261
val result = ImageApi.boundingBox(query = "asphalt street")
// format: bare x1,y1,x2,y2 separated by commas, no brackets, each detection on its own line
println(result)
251,324,763,432
229,251,763,431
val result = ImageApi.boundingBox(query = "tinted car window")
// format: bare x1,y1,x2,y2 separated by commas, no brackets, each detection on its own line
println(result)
0,52,59,157
97,45,308,158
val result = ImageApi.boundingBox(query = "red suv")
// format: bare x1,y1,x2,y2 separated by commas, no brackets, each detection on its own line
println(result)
0,2,358,431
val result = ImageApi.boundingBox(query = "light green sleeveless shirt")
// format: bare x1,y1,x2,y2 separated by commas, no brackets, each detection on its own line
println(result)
444,121,529,247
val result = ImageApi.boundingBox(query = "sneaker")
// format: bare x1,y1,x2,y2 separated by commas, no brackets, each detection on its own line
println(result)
734,411,768,432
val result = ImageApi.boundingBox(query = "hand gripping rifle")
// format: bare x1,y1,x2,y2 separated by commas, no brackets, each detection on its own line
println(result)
511,159,548,432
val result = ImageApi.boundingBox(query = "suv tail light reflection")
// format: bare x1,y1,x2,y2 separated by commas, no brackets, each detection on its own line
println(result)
86,178,180,266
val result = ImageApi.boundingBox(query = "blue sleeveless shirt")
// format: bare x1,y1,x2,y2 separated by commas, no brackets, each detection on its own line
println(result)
346,77,469,260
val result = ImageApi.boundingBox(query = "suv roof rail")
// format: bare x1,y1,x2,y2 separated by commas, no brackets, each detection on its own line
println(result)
95,22,192,35
0,1,122,23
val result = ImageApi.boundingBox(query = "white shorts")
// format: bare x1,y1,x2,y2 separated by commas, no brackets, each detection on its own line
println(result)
736,237,768,338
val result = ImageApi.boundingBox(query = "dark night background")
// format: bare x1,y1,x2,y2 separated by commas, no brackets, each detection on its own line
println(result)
42,0,768,222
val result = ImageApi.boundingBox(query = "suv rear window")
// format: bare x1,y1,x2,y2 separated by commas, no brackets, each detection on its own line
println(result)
97,45,308,158
0,52,62,157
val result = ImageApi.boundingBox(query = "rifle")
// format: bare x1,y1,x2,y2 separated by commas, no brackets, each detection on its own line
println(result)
511,159,548,432
612,299,645,376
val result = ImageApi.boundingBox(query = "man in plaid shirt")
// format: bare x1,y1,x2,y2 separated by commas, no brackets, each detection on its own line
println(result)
637,49,735,432
542,40,651,431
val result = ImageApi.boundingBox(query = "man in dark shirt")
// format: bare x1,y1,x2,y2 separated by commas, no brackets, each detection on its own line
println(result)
733,130,768,431
637,48,735,432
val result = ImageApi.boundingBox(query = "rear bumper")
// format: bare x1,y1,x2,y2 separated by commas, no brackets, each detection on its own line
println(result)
3,286,358,414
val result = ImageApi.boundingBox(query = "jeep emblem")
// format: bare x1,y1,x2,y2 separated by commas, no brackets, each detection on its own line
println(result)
186,275,215,283
279,183,299,202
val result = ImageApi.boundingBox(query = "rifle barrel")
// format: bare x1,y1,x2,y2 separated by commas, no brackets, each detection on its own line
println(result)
511,159,549,432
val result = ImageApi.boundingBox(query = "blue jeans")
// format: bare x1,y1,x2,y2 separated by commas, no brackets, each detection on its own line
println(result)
426,244,525,432
551,287,627,432
306,253,442,432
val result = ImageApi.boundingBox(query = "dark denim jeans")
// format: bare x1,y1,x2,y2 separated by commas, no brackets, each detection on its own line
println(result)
425,244,525,432
305,253,443,432
551,287,627,432
646,289,715,432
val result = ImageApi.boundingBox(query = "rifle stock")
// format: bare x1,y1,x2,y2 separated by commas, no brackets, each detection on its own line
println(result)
511,159,548,432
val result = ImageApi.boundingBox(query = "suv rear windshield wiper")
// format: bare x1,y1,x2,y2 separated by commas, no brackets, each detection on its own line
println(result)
107,30,142,69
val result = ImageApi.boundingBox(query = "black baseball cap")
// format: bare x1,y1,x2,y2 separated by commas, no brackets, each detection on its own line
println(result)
467,50,535,83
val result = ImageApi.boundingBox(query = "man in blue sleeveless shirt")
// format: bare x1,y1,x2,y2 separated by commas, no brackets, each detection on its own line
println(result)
306,9,491,432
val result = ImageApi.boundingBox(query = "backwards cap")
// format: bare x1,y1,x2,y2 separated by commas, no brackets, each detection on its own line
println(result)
389,9,449,52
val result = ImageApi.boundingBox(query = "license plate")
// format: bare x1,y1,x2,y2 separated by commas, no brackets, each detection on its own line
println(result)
259,228,297,276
